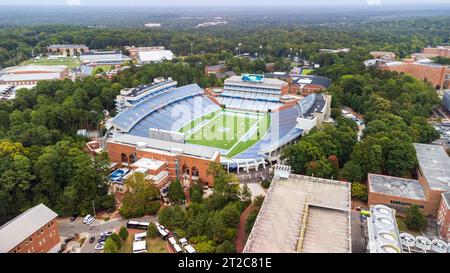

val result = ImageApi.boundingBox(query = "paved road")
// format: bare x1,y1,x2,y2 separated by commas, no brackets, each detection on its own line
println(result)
350,211,367,253
58,215,157,253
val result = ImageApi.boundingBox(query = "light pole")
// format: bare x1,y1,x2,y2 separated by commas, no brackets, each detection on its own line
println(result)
238,43,242,56
92,200,96,217
190,42,193,56
289,48,293,60
259,45,263,59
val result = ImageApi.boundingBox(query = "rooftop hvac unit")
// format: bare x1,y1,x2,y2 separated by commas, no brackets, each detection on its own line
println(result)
379,244,401,253
431,239,448,253
415,236,432,251
377,230,398,245
373,205,392,217
399,233,415,247
374,216,395,230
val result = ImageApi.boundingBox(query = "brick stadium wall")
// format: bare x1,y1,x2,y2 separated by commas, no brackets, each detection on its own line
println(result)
381,62,446,89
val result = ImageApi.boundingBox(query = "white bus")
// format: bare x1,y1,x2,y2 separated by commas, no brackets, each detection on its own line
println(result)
126,220,149,230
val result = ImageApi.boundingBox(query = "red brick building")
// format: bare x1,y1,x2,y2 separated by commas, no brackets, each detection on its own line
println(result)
380,60,449,89
367,144,450,218
422,46,450,58
106,134,220,187
0,65,69,87
47,44,89,56
290,75,332,96
437,192,450,239
0,204,61,253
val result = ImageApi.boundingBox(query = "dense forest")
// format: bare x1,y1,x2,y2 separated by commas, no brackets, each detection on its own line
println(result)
282,46,440,192
1,17,449,68
0,17,447,223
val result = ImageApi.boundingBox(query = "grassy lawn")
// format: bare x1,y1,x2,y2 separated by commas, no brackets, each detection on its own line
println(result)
182,110,270,156
21,57,80,69
119,235,169,253
92,65,114,75
301,68,313,75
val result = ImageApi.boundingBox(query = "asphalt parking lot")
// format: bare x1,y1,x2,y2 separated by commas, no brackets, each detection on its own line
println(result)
58,215,157,253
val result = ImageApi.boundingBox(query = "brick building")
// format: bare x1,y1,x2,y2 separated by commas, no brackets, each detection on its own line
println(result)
204,64,225,75
437,192,450,239
420,46,450,59
0,65,68,87
368,144,450,219
380,60,449,89
369,51,396,61
0,204,61,253
291,75,332,95
106,134,220,187
47,44,89,56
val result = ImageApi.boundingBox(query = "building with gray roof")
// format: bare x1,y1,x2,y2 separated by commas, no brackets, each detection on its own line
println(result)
0,204,60,253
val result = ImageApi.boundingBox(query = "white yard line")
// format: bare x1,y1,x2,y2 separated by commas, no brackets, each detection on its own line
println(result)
185,110,225,140
226,114,266,155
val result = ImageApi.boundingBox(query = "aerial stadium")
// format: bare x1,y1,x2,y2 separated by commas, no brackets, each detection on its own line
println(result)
105,75,330,187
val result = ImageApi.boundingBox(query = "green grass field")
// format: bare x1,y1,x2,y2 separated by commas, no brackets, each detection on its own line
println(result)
179,110,271,158
21,57,81,69
301,68,313,75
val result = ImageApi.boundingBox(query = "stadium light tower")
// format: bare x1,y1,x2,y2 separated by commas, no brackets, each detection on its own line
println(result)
259,45,263,59
289,47,293,59
238,43,242,56
190,42,193,56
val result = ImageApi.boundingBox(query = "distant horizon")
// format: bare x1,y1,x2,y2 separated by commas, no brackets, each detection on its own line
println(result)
1,0,450,8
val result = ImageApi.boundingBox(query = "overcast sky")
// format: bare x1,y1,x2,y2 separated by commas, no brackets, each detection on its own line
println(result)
1,0,449,7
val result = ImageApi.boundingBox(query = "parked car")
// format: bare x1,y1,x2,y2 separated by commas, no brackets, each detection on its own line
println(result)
94,242,105,250
83,215,91,223
89,236,96,244
85,217,95,225
100,231,113,236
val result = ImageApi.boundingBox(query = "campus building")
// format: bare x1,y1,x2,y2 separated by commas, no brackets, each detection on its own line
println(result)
369,51,396,61
125,46,175,63
290,75,332,95
413,46,450,60
0,65,68,87
380,60,449,89
0,204,61,253
438,192,450,239
47,44,89,56
80,50,131,66
204,64,225,75
243,166,352,253
368,143,450,221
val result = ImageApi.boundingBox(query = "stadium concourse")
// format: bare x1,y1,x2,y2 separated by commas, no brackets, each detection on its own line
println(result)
104,75,331,188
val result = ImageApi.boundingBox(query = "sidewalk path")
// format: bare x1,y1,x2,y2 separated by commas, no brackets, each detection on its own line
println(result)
235,204,256,253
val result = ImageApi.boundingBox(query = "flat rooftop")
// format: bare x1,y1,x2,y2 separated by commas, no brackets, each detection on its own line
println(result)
243,174,351,253
109,133,219,160
132,157,165,171
368,173,426,201
225,75,287,89
414,143,450,192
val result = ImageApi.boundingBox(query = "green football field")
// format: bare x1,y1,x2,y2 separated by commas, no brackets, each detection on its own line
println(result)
179,110,271,158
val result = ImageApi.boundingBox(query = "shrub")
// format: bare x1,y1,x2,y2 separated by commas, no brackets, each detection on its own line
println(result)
404,205,427,231
118,227,128,241
351,182,368,202
147,223,159,238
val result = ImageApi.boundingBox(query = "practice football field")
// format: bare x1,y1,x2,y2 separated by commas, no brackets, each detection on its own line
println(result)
179,110,271,158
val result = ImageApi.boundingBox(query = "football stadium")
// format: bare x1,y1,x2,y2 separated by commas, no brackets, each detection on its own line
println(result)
107,74,330,186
